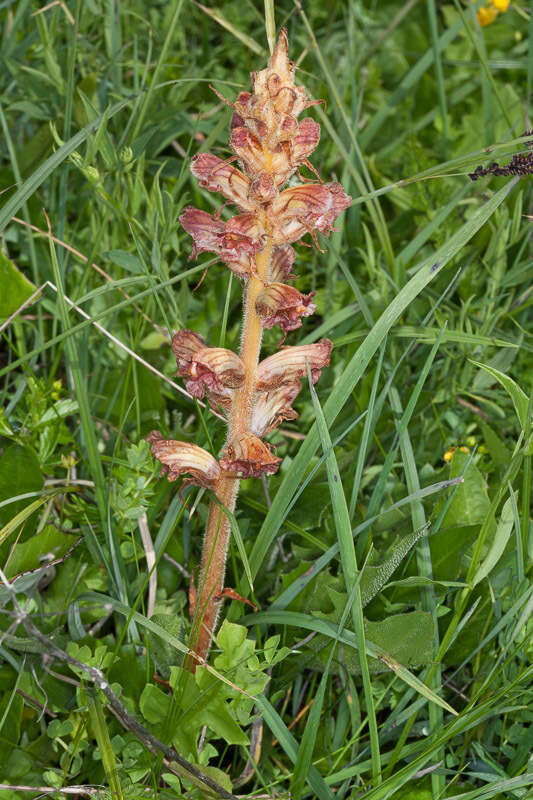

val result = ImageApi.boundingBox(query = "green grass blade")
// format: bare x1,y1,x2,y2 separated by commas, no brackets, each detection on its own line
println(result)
308,364,381,783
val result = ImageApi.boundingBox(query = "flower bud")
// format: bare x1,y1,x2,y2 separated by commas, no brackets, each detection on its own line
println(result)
220,433,281,477
256,339,333,391
147,431,220,489
191,153,253,210
256,282,316,333
250,383,301,437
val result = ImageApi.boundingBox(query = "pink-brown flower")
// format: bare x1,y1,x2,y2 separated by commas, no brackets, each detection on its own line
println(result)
250,383,301,437
256,339,333,391
190,153,253,210
147,431,220,489
172,330,244,404
220,433,281,477
269,245,296,282
270,183,352,245
171,329,205,372
179,207,263,276
256,282,316,333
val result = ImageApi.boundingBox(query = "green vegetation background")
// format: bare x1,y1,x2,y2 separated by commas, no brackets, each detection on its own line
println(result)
0,1,532,798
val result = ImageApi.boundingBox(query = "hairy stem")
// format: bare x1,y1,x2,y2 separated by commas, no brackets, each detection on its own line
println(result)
189,234,273,669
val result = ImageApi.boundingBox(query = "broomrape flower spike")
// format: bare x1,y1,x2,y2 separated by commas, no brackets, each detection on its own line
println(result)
149,28,351,669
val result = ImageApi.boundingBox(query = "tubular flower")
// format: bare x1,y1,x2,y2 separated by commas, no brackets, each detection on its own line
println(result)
220,433,282,477
147,432,220,489
172,330,245,407
270,245,296,282
256,282,316,333
256,339,333,391
190,153,253,210
179,207,263,276
150,29,350,668
250,383,301,437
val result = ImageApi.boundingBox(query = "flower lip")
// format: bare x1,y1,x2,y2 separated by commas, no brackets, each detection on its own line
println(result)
147,431,220,489
256,282,316,334
256,339,333,391
220,433,281,477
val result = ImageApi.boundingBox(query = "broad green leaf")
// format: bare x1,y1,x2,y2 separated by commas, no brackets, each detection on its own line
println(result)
473,495,515,586
4,524,79,580
0,445,43,529
470,359,530,432
103,249,143,274
139,684,170,725
439,450,490,528
168,762,233,799
0,251,35,319
247,610,456,716
146,613,183,680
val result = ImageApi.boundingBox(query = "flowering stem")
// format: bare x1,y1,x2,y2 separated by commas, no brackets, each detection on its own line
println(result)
189,234,273,669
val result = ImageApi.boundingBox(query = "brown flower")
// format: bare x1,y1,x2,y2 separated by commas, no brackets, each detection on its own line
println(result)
179,207,263,276
147,431,220,489
190,153,253,210
256,339,333,391
256,282,316,333
250,383,301,437
269,245,296,282
270,182,352,245
220,433,281,477
171,329,205,372
172,330,244,404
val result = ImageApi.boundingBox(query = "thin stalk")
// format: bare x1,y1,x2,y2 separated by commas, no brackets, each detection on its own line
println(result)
189,235,274,668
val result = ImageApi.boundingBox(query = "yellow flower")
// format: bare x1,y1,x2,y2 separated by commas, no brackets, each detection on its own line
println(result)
473,0,510,26
478,6,498,25
443,447,456,463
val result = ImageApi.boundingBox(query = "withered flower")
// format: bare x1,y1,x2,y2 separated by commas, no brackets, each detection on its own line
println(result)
256,282,316,333
220,433,281,477
256,339,333,391
147,431,220,489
